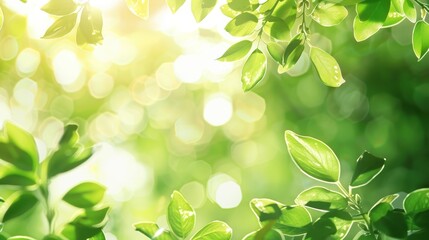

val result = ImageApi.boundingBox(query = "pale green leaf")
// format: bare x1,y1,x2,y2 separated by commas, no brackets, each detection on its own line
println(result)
353,15,383,41
310,47,345,88
350,151,386,188
191,221,232,240
241,49,267,91
134,222,177,240
269,18,291,41
267,42,284,65
227,0,252,11
382,2,405,28
403,0,416,22
62,182,106,208
220,4,239,18
218,40,252,61
2,192,38,222
8,237,37,240
41,0,77,15
192,0,217,22
275,206,312,235
224,12,258,36
76,6,103,45
126,0,149,19
412,21,429,61
168,191,195,238
166,0,186,13
295,187,348,211
311,3,348,27
0,7,3,31
282,33,304,71
42,13,77,39
403,188,429,215
284,130,340,182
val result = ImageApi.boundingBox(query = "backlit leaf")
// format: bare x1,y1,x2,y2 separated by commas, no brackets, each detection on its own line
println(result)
310,47,345,87
353,15,383,41
76,6,103,46
412,21,429,61
403,0,416,22
191,221,232,240
227,0,252,11
403,188,429,215
168,191,195,238
126,0,149,19
166,0,186,13
241,49,267,91
218,40,252,61
275,205,312,235
284,130,340,183
63,182,106,208
250,198,284,223
282,33,304,71
356,0,390,22
350,151,386,188
224,12,258,36
192,0,217,22
311,3,348,27
2,192,38,222
295,187,348,211
267,42,284,64
41,0,77,15
0,7,4,31
42,13,77,39
134,222,177,240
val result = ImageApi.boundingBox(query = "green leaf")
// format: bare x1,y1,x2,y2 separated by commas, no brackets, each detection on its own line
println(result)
382,0,405,28
88,231,106,240
354,0,390,41
42,234,65,240
63,182,106,208
311,3,348,27
369,203,407,238
412,21,429,61
224,12,258,37
267,42,284,65
408,230,429,240
275,206,312,235
295,187,348,211
59,124,79,146
272,0,297,29
310,47,345,88
284,130,340,183
126,0,149,19
2,192,38,222
1,122,38,171
0,165,36,186
47,145,92,178
42,13,77,39
306,210,353,240
41,0,77,15
0,7,3,31
191,221,232,240
166,0,186,13
168,191,195,238
61,224,103,240
227,0,252,11
282,33,305,71
73,207,110,228
134,222,177,240
403,0,416,22
350,151,386,188
192,0,217,22
269,18,291,41
250,198,284,223
220,4,239,18
8,237,37,240
353,15,383,42
403,188,429,215
76,6,103,46
218,40,252,61
241,49,267,91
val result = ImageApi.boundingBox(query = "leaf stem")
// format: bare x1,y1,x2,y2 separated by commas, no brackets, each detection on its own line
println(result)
336,182,376,238
40,180,55,234
413,0,429,13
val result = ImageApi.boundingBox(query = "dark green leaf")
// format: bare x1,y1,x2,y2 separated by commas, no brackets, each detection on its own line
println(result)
0,165,36,186
41,0,77,15
282,33,305,71
311,3,348,27
267,42,284,64
76,6,103,46
166,0,186,13
241,49,267,91
310,46,345,87
382,1,405,28
306,210,352,240
126,0,149,19
191,221,232,240
59,124,79,146
295,187,348,211
413,209,429,229
407,230,429,240
250,198,284,223
284,130,340,183
2,192,38,222
134,222,177,240
224,12,258,37
168,191,195,238
350,151,386,188
275,206,312,235
369,203,407,238
357,0,390,22
218,40,252,61
192,0,217,22
404,188,429,215
42,13,77,39
63,182,106,208
412,21,429,61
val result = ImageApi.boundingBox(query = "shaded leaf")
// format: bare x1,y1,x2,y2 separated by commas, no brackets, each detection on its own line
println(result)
250,198,284,223
192,0,217,22
168,191,195,238
0,165,36,186
41,0,77,15
306,210,352,240
76,6,103,46
311,3,348,27
369,203,407,238
241,49,267,91
295,187,348,211
310,47,345,87
218,40,252,61
134,222,177,240
63,182,106,208
224,12,258,37
191,221,232,240
2,192,38,222
412,21,429,61
284,130,340,183
382,1,405,28
267,42,284,64
356,0,390,22
47,145,92,178
408,230,429,240
61,223,102,240
275,206,312,235
126,0,149,19
43,13,77,39
269,18,291,41
59,124,79,146
282,33,305,71
350,151,386,188
166,0,186,13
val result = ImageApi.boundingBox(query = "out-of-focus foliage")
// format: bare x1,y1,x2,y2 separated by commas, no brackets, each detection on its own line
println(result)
0,0,428,239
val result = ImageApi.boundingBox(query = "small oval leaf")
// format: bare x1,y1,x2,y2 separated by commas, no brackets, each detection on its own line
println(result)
41,0,77,15
412,20,429,61
267,42,284,65
275,205,312,235
403,188,429,215
43,13,77,39
311,3,348,27
191,221,232,240
310,47,345,87
295,186,348,211
192,0,217,22
2,192,38,222
224,12,258,37
282,33,305,71
126,0,149,19
284,130,340,183
62,182,106,208
241,49,267,91
350,151,386,188
167,191,195,238
218,40,252,61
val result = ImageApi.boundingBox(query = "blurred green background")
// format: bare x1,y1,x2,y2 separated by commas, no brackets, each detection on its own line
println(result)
0,0,428,239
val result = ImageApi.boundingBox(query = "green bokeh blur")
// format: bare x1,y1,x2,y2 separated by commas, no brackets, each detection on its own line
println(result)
0,0,428,239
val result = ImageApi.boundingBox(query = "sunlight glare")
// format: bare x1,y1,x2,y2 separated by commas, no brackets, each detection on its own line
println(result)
203,94,233,126
53,50,82,86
